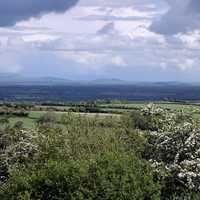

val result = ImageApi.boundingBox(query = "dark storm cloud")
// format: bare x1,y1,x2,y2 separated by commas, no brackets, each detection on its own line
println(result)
188,0,200,12
150,0,200,35
0,0,78,27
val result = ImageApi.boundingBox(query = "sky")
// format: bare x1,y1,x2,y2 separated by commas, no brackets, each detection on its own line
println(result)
0,0,200,82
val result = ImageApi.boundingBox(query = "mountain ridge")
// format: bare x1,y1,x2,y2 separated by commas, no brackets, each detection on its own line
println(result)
0,73,198,86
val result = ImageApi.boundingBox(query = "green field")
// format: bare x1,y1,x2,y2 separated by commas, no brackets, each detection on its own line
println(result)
7,111,121,128
100,101,200,114
2,101,200,128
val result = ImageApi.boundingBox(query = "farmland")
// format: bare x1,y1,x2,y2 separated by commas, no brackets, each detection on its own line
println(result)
1,100,200,128
1,84,200,102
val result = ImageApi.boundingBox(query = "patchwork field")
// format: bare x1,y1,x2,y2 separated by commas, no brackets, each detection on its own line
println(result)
2,101,200,128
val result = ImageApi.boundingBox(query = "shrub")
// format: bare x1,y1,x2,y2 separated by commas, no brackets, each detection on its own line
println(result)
122,103,168,132
140,105,200,199
0,153,160,200
37,112,57,125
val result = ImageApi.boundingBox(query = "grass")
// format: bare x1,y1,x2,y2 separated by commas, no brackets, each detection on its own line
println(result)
8,111,121,128
4,101,200,128
9,117,35,128
100,102,200,113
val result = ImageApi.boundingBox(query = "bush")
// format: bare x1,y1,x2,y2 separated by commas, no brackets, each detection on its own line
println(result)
37,112,57,125
3,103,200,199
0,153,160,200
138,105,200,199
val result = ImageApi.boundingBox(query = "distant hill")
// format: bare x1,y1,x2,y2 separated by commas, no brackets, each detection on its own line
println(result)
0,75,130,86
0,74,74,85
32,77,74,85
0,74,198,86
0,73,25,85
135,82,192,87
89,79,129,85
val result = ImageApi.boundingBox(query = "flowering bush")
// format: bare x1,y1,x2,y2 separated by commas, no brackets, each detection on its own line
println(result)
142,104,200,198
1,106,200,199
0,112,160,200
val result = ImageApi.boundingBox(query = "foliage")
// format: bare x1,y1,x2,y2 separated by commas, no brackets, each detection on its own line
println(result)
0,106,29,117
139,104,200,199
1,102,200,199
36,112,57,125
0,153,160,200
0,111,160,200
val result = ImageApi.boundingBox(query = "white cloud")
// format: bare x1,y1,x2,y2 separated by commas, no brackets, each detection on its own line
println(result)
151,0,200,35
0,0,199,81
111,56,127,66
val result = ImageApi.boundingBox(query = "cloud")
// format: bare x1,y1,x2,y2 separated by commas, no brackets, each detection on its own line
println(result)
188,0,200,12
150,0,200,35
1,23,200,81
111,56,127,66
78,0,134,7
97,22,116,35
0,0,78,27
0,0,200,81
80,6,158,22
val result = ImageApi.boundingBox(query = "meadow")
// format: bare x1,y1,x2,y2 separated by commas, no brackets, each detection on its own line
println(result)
3,101,200,128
